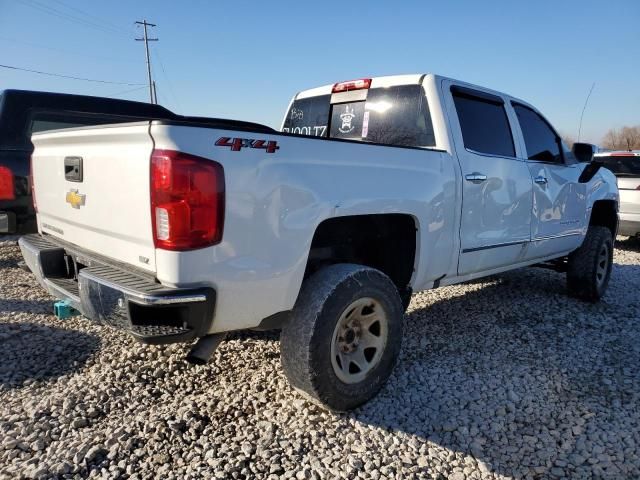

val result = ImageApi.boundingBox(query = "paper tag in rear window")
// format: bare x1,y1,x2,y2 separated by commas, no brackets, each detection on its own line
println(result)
362,111,370,138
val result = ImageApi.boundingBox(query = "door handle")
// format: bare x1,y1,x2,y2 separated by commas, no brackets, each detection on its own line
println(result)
64,156,83,182
465,173,487,183
534,175,548,185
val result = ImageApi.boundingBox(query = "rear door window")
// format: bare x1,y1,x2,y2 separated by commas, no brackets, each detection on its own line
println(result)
283,85,436,148
452,90,515,157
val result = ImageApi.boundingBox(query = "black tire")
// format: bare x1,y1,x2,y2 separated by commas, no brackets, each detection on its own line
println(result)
280,264,404,411
399,288,412,312
567,226,613,302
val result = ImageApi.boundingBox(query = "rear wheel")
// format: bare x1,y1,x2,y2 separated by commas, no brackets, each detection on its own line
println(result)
567,226,613,302
280,264,404,411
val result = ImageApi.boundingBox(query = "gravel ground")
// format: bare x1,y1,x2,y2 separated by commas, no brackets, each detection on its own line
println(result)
1,236,639,480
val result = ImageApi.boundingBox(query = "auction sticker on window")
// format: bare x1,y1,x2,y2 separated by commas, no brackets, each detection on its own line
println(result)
362,111,370,138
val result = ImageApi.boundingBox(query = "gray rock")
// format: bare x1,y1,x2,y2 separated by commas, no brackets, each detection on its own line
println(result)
71,418,88,429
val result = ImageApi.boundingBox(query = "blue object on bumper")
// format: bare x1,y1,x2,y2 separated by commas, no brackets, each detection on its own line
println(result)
53,300,79,319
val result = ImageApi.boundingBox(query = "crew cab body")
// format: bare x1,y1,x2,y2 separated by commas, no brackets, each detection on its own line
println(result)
20,74,618,352
0,90,181,233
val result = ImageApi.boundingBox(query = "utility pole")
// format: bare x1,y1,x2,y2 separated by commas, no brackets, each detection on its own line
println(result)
135,20,158,104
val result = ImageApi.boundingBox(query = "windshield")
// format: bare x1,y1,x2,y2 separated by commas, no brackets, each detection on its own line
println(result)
598,155,640,176
283,84,436,148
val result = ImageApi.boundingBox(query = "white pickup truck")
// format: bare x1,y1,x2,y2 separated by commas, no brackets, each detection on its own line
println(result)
20,74,618,410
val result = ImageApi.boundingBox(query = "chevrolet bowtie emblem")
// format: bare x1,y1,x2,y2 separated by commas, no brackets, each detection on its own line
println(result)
65,189,86,209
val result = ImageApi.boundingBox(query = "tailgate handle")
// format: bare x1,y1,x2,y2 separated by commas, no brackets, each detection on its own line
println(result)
64,156,83,182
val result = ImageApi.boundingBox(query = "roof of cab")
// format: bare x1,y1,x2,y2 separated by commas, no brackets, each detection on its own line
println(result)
295,74,427,99
292,73,532,108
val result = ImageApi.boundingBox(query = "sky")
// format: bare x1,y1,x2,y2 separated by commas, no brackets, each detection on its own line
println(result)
0,0,638,144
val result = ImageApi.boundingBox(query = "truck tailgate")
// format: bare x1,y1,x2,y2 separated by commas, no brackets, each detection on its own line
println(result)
31,122,156,272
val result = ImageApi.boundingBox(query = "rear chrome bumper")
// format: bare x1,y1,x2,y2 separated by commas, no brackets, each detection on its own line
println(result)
19,234,215,344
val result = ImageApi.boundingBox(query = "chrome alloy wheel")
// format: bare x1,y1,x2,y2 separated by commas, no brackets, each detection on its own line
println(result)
330,297,389,384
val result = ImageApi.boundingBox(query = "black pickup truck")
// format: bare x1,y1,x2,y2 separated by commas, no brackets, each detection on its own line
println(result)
0,90,177,233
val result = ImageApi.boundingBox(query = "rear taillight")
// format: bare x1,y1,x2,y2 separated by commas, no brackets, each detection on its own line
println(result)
0,166,15,200
332,78,372,93
150,149,225,251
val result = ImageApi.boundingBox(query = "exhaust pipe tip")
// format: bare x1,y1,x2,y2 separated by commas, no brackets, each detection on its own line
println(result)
186,333,226,365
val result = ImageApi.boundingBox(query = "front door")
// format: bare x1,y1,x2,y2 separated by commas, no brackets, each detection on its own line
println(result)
511,103,586,257
445,83,533,275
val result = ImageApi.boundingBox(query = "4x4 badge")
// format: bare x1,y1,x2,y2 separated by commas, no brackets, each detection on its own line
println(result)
66,189,86,209
215,137,279,153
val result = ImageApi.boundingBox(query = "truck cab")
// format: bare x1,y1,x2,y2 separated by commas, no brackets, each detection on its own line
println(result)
282,74,618,280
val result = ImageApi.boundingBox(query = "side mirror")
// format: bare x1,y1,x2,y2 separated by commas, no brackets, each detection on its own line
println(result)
572,142,596,163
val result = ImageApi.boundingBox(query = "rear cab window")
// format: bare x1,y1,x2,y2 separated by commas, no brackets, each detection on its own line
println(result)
281,95,330,137
283,84,436,148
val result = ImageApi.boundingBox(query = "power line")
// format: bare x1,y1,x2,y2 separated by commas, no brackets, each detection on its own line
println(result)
0,64,145,86
22,0,126,36
154,49,183,112
0,35,137,64
105,85,148,98
16,0,129,38
49,0,131,35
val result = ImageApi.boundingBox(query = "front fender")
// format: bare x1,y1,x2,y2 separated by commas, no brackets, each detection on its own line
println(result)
584,166,619,225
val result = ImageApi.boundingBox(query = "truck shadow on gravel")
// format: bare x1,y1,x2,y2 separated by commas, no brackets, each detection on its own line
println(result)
0,297,55,314
0,322,100,389
353,263,640,479
615,236,640,253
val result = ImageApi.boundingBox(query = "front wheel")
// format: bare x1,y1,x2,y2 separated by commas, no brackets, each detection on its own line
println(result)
280,264,404,411
567,226,613,302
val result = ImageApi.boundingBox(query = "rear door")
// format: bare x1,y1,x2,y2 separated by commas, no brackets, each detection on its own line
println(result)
31,122,156,272
444,82,533,275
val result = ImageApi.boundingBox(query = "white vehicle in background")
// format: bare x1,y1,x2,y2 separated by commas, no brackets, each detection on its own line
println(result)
21,74,618,410
594,151,640,238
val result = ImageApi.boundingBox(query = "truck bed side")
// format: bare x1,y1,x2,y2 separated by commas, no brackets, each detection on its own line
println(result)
31,121,459,332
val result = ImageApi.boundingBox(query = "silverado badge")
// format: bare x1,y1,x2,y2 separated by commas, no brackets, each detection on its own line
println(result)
65,189,86,209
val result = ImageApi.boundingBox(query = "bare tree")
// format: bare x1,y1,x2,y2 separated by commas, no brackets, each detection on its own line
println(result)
621,126,640,150
602,125,640,150
602,128,621,149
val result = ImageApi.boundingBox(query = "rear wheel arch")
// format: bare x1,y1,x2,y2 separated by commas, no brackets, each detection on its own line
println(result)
302,213,418,303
